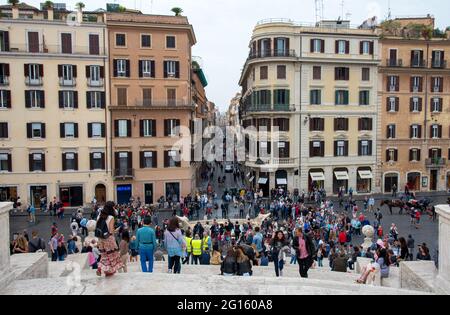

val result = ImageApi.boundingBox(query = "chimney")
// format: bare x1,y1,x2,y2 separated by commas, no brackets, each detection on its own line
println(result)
47,8,54,20
12,6,19,19
77,7,83,24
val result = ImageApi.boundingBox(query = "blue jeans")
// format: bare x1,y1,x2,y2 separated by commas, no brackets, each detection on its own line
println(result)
139,248,154,273
290,255,297,264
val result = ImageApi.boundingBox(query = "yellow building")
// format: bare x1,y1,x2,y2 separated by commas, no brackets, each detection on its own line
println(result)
0,4,111,207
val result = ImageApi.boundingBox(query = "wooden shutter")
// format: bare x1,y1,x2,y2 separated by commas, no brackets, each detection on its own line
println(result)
126,120,131,137
4,31,9,51
394,149,398,161
60,123,65,138
139,120,144,137
409,126,413,138
310,39,314,52
29,154,33,171
87,123,92,138
309,142,314,157
58,65,63,78
395,98,399,111
25,91,31,108
26,123,32,138
164,120,168,136
39,91,45,108
140,151,144,168
74,123,78,138
89,34,100,55
395,76,399,91
409,149,413,161
101,123,105,138
127,152,132,170
418,125,422,138
114,152,119,170
152,120,156,137
151,61,155,78
163,61,168,78
369,41,374,55
344,141,349,156
175,61,180,78
86,92,91,108
41,123,46,138
74,153,78,171
418,98,423,112
321,40,325,53
334,141,338,156
7,154,12,172
138,60,143,78
24,64,29,77
335,40,339,53
417,149,421,161
62,153,66,171
152,151,157,168
113,60,118,77
58,91,64,108
385,150,389,162
358,141,362,156
345,41,350,54
125,60,130,77
359,41,363,54
73,91,78,108
438,125,443,138
100,66,105,78
419,77,423,92
164,151,168,167
61,33,72,54
5,90,11,108
89,153,94,170
410,98,414,112
73,65,77,78
368,140,373,155
86,65,90,78
114,120,119,137
28,32,39,53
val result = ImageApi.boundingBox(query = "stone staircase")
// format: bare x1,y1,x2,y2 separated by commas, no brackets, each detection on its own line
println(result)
1,253,432,295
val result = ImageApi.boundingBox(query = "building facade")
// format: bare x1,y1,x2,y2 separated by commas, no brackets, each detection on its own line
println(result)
378,17,450,193
0,4,111,207
239,19,379,196
107,13,197,205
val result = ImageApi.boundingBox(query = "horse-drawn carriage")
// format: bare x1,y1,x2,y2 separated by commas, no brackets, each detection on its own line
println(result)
380,197,432,215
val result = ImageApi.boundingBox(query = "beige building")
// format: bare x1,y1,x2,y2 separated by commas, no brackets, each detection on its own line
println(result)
378,16,450,193
107,13,198,205
239,19,379,196
0,4,111,207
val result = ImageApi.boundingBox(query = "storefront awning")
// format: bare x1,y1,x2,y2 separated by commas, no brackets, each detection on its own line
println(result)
358,170,373,179
334,171,349,180
258,177,268,184
276,178,287,185
310,172,325,181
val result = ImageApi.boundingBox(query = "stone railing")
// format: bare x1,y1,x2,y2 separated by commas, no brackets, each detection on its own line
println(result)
0,202,13,288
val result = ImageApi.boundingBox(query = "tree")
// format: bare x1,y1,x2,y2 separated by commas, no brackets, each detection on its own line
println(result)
380,20,401,36
171,7,183,16
75,2,85,10
43,1,54,9
8,0,20,6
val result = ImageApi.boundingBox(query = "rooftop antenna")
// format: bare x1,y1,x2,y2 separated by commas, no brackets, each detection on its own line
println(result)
387,0,392,20
150,0,154,13
340,0,344,20
314,0,324,24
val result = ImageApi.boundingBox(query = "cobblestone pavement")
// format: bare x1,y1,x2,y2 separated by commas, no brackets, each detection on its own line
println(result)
8,165,447,260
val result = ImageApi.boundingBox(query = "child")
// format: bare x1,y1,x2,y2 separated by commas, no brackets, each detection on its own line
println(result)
87,246,98,269
129,236,138,262
119,231,130,273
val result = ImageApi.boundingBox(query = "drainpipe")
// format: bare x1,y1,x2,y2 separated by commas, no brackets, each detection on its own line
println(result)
424,41,430,187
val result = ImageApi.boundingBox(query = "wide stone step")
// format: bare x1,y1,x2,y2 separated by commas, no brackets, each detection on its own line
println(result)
2,272,429,295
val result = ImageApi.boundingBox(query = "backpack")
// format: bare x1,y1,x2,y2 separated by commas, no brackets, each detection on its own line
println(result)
95,217,110,239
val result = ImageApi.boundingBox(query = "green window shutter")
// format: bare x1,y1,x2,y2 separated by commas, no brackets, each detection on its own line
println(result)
344,91,349,104
335,90,339,104
318,90,321,105
310,90,314,104
286,90,290,105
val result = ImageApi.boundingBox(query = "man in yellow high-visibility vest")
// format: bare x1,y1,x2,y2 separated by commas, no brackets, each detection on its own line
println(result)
191,234,202,265
183,231,193,264
202,231,210,253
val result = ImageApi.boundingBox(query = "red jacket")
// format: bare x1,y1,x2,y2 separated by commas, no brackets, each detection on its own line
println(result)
339,231,347,244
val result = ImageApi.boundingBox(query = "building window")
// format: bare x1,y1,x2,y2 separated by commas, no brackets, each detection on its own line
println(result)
273,89,289,105
62,123,77,138
277,65,286,79
62,152,77,171
30,153,44,172
334,141,348,157
310,90,321,105
89,123,103,138
362,68,370,81
431,124,442,139
273,118,289,132
141,151,156,168
387,97,398,112
335,90,349,105
310,118,324,131
165,150,180,167
410,124,421,139
411,50,424,67
164,119,180,137
164,61,179,78
141,34,151,48
411,76,422,92
59,91,77,109
0,153,10,172
386,149,397,162
117,88,127,106
90,152,104,170
431,77,443,92
358,118,373,131
260,66,268,80
334,118,349,131
432,50,444,68
313,66,321,80
0,122,8,138
87,65,103,86
89,34,100,55
139,60,155,78
336,40,348,54
310,141,324,157
166,36,176,49
0,90,10,108
429,148,442,159
59,64,76,84
60,33,72,54
142,88,152,106
387,124,396,139
358,140,372,156
311,39,324,53
387,76,399,92
25,90,45,108
118,120,129,137
87,91,105,109
27,123,45,139
335,67,349,80
431,98,442,113
141,119,156,137
410,97,422,112
116,33,126,47
409,149,421,162
115,59,128,77
361,41,371,54
0,31,10,52
359,90,370,105
167,88,176,106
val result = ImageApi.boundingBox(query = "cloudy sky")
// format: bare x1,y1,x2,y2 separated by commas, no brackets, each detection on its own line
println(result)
15,0,450,111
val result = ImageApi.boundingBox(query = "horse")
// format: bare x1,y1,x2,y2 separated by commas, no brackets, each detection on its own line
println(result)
380,199,407,215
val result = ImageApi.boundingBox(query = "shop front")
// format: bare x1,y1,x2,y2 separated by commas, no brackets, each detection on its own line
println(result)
29,185,47,208
333,168,349,194
116,184,132,205
309,169,325,192
257,172,270,197
384,173,398,194
144,183,154,205
357,167,373,193
275,170,288,191
0,186,17,202
165,182,180,203
59,186,83,207
407,172,421,191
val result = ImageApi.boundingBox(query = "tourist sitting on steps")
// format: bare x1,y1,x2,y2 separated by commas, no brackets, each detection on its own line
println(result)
236,247,252,276
221,248,237,276
357,248,390,284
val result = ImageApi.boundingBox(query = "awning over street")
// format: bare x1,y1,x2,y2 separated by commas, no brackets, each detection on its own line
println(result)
258,177,268,184
276,178,287,185
358,170,373,179
334,171,349,180
310,172,325,181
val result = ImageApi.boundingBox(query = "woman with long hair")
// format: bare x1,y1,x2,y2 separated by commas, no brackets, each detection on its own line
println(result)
236,247,252,276
164,216,186,274
96,201,123,277
357,248,391,284
270,230,289,277
13,235,28,254
220,248,237,276
398,237,409,263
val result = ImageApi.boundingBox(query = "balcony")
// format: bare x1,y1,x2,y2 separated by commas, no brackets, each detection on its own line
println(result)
113,168,135,180
25,77,43,86
0,44,105,56
134,99,192,107
245,104,295,112
0,76,8,86
425,158,447,168
247,157,297,167
248,49,297,60
386,59,403,67
411,59,426,68
59,77,76,87
87,78,104,87
431,60,447,69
